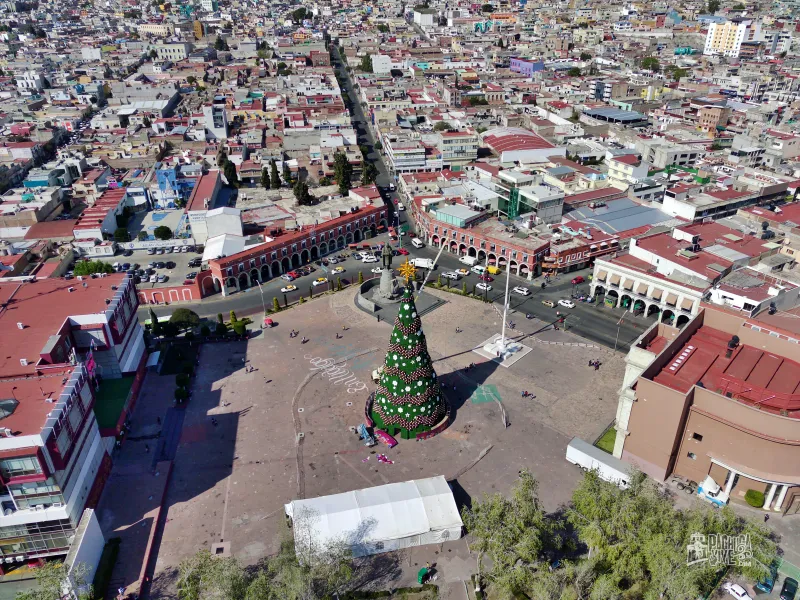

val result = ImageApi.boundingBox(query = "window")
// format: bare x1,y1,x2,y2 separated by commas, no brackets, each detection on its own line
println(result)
250,259,256,268
692,433,703,442
687,452,696,460
0,457,42,479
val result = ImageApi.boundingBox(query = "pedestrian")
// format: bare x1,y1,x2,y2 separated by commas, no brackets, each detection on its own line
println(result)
145,444,149,453
764,514,770,523
426,561,430,570
377,315,381,322
589,360,593,367
594,362,600,371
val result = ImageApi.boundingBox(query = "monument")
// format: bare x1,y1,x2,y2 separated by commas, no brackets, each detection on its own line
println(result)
371,243,402,303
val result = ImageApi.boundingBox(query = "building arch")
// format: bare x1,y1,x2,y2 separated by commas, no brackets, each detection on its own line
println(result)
301,248,310,264
676,314,691,328
272,260,282,276
370,224,377,237
310,246,319,260
249,268,260,284
227,277,238,292
337,235,345,249
619,294,633,309
478,249,487,262
646,304,661,319
519,263,530,278
606,289,619,304
379,219,388,229
260,264,271,281
238,272,249,290
345,232,354,244
354,229,362,243
449,240,458,253
487,252,497,264
431,235,440,247
498,256,508,268
206,277,219,295
593,285,606,297
633,298,646,314
281,257,291,273
291,253,301,268
458,243,467,255
510,260,519,275
661,309,675,324
468,246,477,257
319,242,328,255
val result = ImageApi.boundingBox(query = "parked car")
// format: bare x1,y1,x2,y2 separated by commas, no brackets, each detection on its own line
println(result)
722,582,753,600
476,282,492,292
542,299,555,308
781,578,798,600
479,274,494,282
165,261,176,269
155,261,166,269
571,276,585,285
157,274,168,283
756,562,779,593
123,249,134,257
442,272,460,280
147,248,156,255
188,258,202,267
351,252,362,260
157,248,165,255
280,274,295,281
185,272,198,280
362,255,378,263
172,246,182,253
149,275,158,283
180,246,189,253
332,266,345,274
328,257,339,264
281,284,297,293
165,247,173,254
513,286,530,296
312,277,329,287
558,299,576,309
371,267,383,274
397,248,409,255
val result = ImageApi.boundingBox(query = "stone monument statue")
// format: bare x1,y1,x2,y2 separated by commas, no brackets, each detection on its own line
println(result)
381,243,393,270
373,243,401,301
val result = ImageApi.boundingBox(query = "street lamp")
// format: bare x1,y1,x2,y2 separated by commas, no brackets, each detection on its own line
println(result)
614,310,629,352
256,281,267,316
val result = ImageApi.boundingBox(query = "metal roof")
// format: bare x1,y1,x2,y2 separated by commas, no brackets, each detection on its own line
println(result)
568,198,674,234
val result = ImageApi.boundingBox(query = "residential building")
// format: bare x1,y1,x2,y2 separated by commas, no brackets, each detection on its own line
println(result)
703,19,762,57
437,131,479,168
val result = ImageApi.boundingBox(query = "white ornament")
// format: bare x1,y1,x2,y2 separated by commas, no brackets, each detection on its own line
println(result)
393,354,398,359
412,312,417,317
405,386,410,392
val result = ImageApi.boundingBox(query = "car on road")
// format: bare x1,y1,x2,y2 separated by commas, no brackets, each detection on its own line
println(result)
397,203,405,211
542,299,555,308
312,277,329,287
123,249,134,257
476,282,492,292
456,268,470,277
513,286,530,296
371,267,384,274
280,284,298,293
157,274,168,283
781,578,798,600
558,299,576,309
722,583,752,600
362,255,378,263
147,248,156,255
397,248,409,255
332,266,345,273
479,274,494,282
280,274,295,281
571,276,585,285
328,257,339,264
185,272,197,280
442,271,460,280
351,252,362,260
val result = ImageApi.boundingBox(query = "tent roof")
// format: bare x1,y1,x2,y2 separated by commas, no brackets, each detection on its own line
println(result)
285,476,462,547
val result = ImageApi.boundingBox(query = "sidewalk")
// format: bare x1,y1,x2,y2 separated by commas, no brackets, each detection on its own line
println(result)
94,368,179,599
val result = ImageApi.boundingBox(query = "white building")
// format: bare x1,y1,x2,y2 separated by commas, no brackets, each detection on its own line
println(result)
703,19,761,57
370,54,392,75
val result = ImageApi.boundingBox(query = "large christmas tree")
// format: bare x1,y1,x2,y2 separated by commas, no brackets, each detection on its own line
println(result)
371,287,447,439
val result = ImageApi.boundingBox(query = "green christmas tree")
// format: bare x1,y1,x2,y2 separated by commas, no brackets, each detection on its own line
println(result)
371,288,447,439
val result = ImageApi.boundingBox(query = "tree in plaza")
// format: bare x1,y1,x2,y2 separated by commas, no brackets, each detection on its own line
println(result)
333,151,353,196
169,308,200,330
16,560,93,600
461,470,563,598
154,225,173,240
270,159,281,189
371,286,447,439
149,307,162,337
73,260,114,276
360,54,373,73
707,0,720,11
113,227,129,242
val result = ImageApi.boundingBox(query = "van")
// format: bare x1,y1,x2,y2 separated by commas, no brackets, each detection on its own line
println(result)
411,257,435,270
471,265,486,276
487,265,501,275
459,256,478,267
411,238,424,249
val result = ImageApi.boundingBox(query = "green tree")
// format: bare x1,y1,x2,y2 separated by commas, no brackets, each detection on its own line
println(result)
707,0,720,11
462,470,563,597
233,320,246,335
186,75,197,86
665,65,689,81
292,6,307,22
333,152,353,196
641,56,660,72
229,310,237,323
374,140,382,151
113,227,129,242
357,271,364,284
580,51,592,60
16,560,93,600
567,67,582,77
270,159,281,189
377,24,389,33
319,176,331,185
214,35,229,51
361,161,378,185
170,308,200,330
217,150,228,167
149,307,162,336
73,260,114,276
272,297,281,312
223,160,239,187
260,168,270,189
142,115,152,128
433,121,453,132
153,225,173,240
149,48,157,59
732,2,746,8
360,54,373,72
282,162,292,185
481,3,493,11
138,230,148,241
293,180,313,205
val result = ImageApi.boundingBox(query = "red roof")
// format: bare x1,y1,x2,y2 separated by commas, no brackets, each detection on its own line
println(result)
25,220,79,240
483,130,555,153
186,170,221,212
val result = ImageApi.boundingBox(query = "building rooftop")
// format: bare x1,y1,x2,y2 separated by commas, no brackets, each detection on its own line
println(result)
0,365,76,437
567,198,676,235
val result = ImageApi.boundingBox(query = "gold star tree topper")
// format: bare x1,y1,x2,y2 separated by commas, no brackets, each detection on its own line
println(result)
398,259,416,283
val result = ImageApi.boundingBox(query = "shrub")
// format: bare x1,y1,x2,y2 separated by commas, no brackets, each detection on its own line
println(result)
298,296,305,304
176,373,189,388
73,260,114,276
229,310,237,323
170,308,200,329
462,281,467,295
215,322,228,336
217,313,224,324
232,320,247,336
174,387,189,401
200,324,210,336
745,489,765,508
272,297,280,312
153,225,172,240
358,271,364,284
182,362,194,376
336,277,342,291
185,331,195,342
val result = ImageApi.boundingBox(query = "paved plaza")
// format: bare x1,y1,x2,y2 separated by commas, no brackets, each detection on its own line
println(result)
143,288,626,597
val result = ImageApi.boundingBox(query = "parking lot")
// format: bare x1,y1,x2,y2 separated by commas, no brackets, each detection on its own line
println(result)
91,246,204,289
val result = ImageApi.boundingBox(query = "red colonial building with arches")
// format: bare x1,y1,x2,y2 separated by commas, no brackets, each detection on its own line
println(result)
208,204,389,295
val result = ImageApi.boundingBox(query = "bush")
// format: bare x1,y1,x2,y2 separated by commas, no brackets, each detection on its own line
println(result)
272,297,280,312
217,313,224,324
200,324,210,336
229,310,237,323
153,225,172,240
169,308,200,329
232,320,247,336
745,489,765,508
358,271,364,284
462,281,467,295
73,260,114,276
298,296,305,304
336,277,342,291
161,322,179,338
176,373,189,388
182,362,194,376
174,387,189,401
215,322,228,336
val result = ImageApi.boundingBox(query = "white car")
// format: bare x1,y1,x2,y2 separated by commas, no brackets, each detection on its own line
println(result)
722,583,752,600
362,255,378,263
312,277,329,287
476,282,492,292
371,267,383,274
558,299,575,309
280,284,297,293
280,274,295,281
157,274,168,283
441,271,460,280
351,252,362,260
397,203,405,211
149,275,158,283
512,286,530,296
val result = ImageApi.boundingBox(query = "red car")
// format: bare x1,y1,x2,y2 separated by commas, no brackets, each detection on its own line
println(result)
571,276,585,285
479,274,494,282
397,248,409,255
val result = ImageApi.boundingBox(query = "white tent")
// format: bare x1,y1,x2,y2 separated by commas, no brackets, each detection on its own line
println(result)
284,475,463,558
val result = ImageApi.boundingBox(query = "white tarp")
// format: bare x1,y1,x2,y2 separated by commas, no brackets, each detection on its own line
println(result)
285,475,462,558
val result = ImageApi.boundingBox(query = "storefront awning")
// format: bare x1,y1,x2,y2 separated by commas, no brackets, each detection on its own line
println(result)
680,297,694,311
609,274,621,286
665,293,678,306
622,279,634,291
651,288,663,300
635,282,648,294
596,270,607,281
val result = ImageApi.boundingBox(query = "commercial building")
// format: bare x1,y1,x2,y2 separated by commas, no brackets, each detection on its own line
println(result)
0,274,144,566
614,304,800,514
185,170,223,244
703,19,762,57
